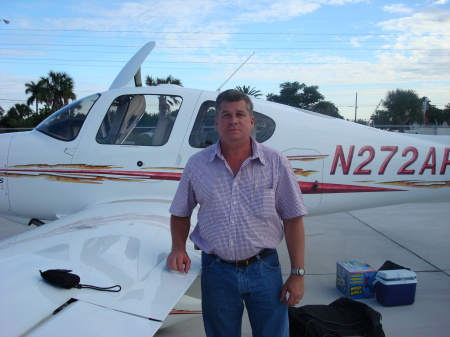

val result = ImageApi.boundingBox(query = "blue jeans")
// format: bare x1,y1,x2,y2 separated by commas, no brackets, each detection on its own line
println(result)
201,250,288,337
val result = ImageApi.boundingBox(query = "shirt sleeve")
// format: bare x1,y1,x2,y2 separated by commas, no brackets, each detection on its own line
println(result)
275,154,308,220
169,158,198,217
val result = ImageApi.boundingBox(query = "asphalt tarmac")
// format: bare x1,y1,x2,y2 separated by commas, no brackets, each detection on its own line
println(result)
2,201,449,336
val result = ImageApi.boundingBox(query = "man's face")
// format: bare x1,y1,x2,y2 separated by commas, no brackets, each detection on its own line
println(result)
215,99,254,146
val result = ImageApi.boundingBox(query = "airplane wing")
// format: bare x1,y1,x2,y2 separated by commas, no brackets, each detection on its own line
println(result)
0,200,201,337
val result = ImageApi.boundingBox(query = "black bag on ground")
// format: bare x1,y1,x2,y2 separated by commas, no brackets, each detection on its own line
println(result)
289,297,385,337
378,260,410,271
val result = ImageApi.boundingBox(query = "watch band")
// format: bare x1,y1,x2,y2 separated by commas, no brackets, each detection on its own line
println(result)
291,268,305,276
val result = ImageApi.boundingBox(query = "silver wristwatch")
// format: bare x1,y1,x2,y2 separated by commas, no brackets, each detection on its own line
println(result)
291,268,305,276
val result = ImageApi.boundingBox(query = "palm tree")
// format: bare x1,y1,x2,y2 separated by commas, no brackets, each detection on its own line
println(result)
145,75,183,87
25,80,44,114
2,104,33,128
37,76,53,109
235,85,263,98
32,72,76,113
47,71,76,112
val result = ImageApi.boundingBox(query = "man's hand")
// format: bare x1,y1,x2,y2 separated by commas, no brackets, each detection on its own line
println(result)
167,215,192,273
280,274,305,306
167,248,191,274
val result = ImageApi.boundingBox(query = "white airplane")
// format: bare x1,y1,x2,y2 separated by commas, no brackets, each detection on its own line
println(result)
0,41,449,336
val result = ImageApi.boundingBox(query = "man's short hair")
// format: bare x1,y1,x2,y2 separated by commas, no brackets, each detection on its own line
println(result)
215,89,254,116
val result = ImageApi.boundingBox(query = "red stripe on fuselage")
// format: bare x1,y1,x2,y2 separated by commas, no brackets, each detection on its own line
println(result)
4,168,405,193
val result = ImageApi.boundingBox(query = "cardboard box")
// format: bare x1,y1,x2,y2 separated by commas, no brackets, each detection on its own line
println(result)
375,269,417,306
336,260,376,299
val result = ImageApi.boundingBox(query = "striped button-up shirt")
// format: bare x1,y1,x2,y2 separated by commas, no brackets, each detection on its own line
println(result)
169,138,308,261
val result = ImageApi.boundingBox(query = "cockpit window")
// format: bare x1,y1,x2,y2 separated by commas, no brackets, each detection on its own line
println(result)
189,100,276,148
36,94,100,141
96,94,182,146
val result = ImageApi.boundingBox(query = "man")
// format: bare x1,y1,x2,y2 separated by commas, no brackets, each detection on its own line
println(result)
167,89,307,337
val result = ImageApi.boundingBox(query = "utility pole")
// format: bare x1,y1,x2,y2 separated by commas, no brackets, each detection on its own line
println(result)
354,92,358,122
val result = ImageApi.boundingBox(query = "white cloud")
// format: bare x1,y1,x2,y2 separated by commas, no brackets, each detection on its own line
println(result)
382,4,413,14
432,0,449,4
233,0,321,23
58,0,367,32
378,9,450,34
376,10,450,72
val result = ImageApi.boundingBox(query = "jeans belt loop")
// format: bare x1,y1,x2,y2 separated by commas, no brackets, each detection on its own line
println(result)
256,254,261,263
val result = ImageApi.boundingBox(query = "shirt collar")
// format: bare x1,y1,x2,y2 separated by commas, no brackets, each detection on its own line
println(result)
209,138,266,165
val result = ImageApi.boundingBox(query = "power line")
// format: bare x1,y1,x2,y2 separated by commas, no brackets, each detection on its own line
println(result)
4,15,445,21
1,57,448,66
3,43,449,51
2,47,449,59
3,33,449,43
2,28,450,36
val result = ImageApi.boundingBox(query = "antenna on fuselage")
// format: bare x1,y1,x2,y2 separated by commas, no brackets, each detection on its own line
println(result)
217,52,255,92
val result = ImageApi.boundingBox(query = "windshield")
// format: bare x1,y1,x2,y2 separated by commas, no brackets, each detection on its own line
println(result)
36,94,100,141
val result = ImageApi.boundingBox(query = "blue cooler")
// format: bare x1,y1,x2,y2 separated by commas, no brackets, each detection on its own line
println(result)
375,269,417,306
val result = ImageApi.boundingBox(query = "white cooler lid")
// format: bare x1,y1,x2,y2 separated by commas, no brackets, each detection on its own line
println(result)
376,269,417,283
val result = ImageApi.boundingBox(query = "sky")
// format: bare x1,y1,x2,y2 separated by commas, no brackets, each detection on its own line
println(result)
1,0,449,121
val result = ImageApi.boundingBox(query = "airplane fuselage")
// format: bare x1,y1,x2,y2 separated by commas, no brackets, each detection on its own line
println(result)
1,85,449,225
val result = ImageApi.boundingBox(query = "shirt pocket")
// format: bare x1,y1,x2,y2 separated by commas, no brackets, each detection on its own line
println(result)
250,187,278,219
